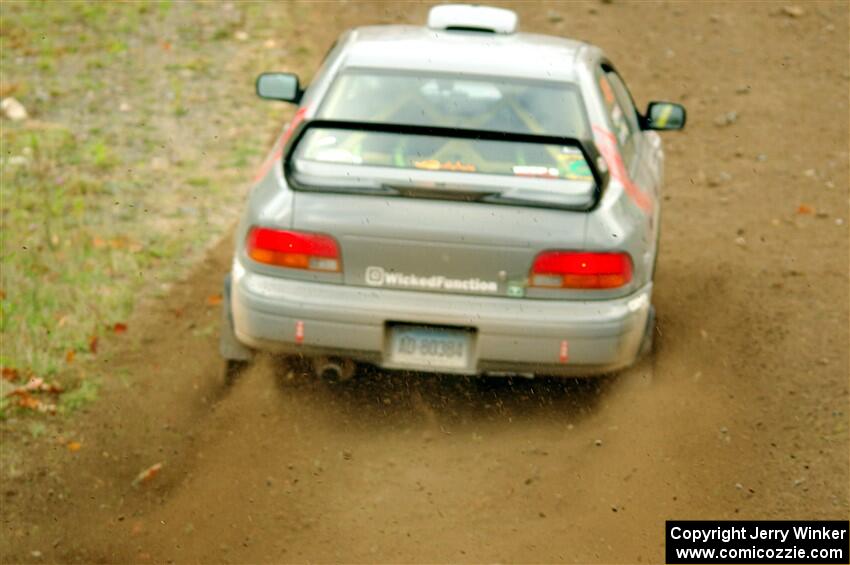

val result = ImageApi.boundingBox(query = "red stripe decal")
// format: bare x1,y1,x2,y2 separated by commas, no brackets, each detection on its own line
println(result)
253,106,309,183
559,340,569,364
592,125,652,214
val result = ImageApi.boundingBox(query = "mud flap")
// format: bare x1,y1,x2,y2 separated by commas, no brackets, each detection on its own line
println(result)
220,274,254,362
638,305,656,359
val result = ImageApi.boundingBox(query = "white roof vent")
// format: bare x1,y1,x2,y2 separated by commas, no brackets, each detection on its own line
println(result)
427,4,518,34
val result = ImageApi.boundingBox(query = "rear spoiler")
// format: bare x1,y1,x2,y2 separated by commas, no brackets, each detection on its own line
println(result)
283,119,609,207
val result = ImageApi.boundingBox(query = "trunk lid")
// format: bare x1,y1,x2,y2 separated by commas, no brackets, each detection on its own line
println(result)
291,191,587,299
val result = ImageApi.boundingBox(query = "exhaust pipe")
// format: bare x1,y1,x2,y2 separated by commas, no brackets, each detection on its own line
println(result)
312,356,356,382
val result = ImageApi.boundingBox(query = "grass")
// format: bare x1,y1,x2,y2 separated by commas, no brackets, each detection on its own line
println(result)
1,127,141,376
1,0,299,420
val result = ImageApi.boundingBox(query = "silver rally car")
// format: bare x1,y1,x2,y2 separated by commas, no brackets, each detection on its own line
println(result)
220,4,686,381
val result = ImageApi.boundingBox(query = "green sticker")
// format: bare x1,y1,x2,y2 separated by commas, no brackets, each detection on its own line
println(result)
507,283,525,298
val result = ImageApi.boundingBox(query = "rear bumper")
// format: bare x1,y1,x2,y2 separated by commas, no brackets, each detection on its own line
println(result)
230,261,652,377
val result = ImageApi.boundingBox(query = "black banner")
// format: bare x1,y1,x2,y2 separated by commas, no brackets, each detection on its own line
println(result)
666,521,849,564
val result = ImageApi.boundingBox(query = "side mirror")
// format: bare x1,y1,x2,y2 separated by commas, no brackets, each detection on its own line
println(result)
643,102,686,131
256,72,302,103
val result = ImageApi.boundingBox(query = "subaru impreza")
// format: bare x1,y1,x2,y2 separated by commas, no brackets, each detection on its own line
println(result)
220,4,686,381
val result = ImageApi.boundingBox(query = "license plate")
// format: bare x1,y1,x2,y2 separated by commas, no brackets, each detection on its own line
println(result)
389,326,471,370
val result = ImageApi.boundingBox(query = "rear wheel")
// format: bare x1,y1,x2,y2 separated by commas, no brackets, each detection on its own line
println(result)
224,359,249,386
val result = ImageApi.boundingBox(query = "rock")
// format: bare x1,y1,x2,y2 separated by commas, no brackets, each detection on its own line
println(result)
709,172,732,187
713,111,738,127
1,97,28,121
782,5,805,17
546,10,563,23
594,439,603,447
8,155,28,166
734,236,747,247
735,85,750,94
119,101,131,112
234,30,249,41
150,156,168,170
756,154,768,162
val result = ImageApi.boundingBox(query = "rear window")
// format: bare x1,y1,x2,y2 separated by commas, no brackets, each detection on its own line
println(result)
293,128,593,181
318,70,590,138
287,71,599,210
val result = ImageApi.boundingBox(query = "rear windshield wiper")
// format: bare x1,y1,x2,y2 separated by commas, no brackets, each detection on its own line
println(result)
381,184,499,201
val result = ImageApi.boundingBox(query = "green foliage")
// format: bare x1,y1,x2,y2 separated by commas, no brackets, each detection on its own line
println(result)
59,379,100,413
0,0,298,418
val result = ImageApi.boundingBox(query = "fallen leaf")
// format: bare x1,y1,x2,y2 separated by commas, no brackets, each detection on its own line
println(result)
13,392,55,413
40,381,64,394
66,350,76,363
796,204,813,215
206,294,223,306
1,367,19,382
16,391,40,409
0,288,5,300
92,236,107,249
133,462,163,486
67,441,82,452
113,322,128,334
161,40,172,51
0,82,19,98
89,335,99,354
6,377,64,395
22,377,44,391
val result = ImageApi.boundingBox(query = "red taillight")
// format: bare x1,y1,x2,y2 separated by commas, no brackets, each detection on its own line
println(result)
530,251,633,289
246,227,341,272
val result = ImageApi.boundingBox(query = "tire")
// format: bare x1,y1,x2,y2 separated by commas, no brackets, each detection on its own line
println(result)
224,359,249,386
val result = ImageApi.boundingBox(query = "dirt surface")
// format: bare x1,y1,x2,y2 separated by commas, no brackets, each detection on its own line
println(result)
2,1,848,563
